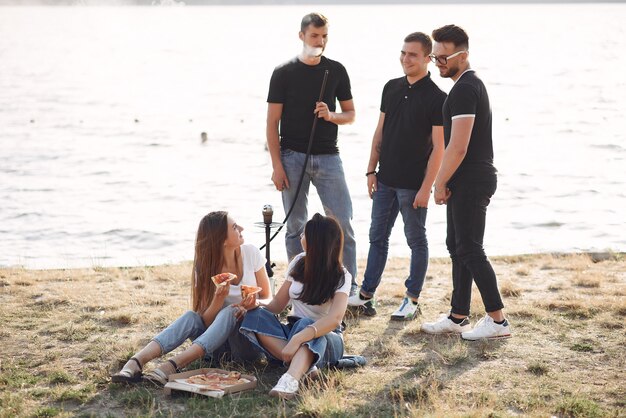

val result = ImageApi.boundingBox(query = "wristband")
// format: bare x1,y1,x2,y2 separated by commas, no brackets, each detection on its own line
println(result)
306,324,318,338
365,171,376,177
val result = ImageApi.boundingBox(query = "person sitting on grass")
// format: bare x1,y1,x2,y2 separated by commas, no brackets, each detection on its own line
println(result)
111,211,271,385
239,213,351,399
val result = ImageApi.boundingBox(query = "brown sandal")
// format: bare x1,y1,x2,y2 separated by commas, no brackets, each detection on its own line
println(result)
143,359,180,387
111,357,143,384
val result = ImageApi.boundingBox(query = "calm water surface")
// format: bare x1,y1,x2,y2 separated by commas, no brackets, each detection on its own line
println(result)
1,4,624,268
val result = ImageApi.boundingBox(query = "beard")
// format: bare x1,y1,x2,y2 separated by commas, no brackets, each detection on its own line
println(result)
440,66,459,79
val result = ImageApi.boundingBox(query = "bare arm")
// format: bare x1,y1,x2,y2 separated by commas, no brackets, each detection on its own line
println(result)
413,125,445,208
200,284,229,327
294,293,347,341
366,112,385,198
240,266,273,310
314,99,355,125
260,279,291,314
267,103,289,191
281,292,348,362
433,117,475,204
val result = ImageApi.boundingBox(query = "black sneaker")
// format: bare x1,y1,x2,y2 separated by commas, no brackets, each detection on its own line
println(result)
359,300,377,316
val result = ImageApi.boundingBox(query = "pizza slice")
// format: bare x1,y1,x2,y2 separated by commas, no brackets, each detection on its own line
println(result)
240,285,262,298
211,272,237,286
184,371,250,390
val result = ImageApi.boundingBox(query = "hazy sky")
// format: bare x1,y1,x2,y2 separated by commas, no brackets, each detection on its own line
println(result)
1,0,624,5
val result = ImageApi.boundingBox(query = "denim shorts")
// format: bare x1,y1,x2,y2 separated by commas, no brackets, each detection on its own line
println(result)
239,307,344,368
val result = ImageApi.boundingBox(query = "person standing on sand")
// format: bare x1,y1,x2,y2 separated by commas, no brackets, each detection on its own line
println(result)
111,211,271,384
420,25,511,340
347,32,446,321
266,12,358,294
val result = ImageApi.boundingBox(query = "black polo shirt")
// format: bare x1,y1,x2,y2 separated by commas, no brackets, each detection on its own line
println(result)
442,70,497,187
377,73,447,190
267,56,352,155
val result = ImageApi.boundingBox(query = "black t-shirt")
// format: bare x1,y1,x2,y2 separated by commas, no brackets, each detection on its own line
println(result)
442,70,497,187
267,56,352,155
377,73,447,190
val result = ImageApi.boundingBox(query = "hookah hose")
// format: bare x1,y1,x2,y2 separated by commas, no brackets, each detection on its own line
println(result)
260,69,329,251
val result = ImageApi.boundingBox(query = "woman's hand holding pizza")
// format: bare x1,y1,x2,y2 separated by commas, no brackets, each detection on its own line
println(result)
214,282,230,300
231,303,248,320
240,293,258,311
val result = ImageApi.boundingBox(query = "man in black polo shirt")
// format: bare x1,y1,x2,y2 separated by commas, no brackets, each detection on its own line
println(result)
348,32,446,320
420,24,512,340
266,13,357,293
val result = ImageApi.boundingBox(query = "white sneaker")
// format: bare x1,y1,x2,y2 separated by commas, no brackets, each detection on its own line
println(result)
390,297,420,321
348,292,372,306
420,314,471,334
269,373,299,399
461,315,512,341
347,292,377,316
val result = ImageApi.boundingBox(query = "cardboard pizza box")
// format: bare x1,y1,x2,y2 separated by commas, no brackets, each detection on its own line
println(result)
163,368,257,398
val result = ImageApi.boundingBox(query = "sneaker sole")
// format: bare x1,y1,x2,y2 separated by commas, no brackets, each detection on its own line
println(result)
461,333,512,341
269,389,297,399
420,328,468,335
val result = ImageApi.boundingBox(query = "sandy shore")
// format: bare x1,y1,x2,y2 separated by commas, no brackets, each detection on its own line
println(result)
1,252,624,417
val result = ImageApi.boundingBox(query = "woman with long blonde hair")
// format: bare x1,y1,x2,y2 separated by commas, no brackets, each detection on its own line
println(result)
111,211,271,385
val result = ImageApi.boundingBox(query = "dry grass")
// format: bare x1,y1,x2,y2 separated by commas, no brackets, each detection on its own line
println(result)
0,253,625,417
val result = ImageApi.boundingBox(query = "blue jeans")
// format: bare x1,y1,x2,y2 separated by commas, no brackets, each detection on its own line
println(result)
152,306,261,363
447,178,504,315
239,308,344,368
361,181,428,299
280,149,357,289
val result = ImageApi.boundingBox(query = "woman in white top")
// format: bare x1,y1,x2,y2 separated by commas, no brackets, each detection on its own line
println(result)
240,213,351,399
111,211,271,385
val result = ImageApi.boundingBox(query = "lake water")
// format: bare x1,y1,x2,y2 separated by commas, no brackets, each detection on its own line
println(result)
1,3,624,269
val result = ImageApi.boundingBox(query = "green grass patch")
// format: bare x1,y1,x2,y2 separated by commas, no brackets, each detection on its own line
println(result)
54,384,95,403
47,370,76,385
527,361,549,376
32,406,61,417
570,342,594,352
555,396,607,418
0,366,41,388
117,387,157,413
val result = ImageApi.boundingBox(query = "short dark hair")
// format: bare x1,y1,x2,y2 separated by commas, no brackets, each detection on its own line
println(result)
301,12,328,33
404,32,433,55
432,24,469,50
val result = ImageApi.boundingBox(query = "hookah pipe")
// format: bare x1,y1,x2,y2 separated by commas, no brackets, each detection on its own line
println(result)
259,69,330,248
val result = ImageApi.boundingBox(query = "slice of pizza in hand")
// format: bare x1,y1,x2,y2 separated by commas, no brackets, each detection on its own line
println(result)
211,272,237,286
240,285,262,298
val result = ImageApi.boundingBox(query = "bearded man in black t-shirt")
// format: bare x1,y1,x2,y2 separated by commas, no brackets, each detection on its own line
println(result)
420,24,512,340
347,32,446,321
266,13,357,293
